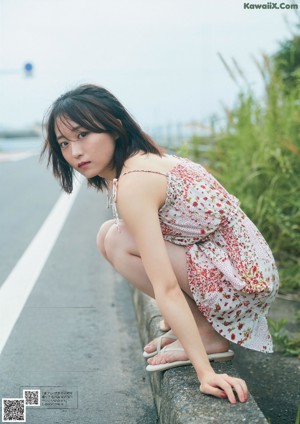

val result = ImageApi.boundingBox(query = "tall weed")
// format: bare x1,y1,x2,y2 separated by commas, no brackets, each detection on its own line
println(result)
179,57,300,292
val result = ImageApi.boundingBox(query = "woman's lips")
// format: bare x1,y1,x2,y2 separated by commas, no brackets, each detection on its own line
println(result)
78,161,91,169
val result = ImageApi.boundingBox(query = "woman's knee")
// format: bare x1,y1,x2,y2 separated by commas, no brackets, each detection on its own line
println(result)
104,222,137,265
96,219,115,257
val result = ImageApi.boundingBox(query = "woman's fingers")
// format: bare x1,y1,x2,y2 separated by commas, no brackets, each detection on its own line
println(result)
217,380,237,404
222,375,249,402
199,373,249,404
200,379,236,403
200,384,227,398
199,384,227,399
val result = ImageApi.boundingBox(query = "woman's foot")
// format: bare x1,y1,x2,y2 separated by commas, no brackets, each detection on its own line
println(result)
147,340,188,365
146,336,230,366
143,330,176,356
159,319,171,332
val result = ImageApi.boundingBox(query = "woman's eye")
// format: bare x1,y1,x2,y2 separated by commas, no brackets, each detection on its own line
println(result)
60,141,69,149
78,131,88,139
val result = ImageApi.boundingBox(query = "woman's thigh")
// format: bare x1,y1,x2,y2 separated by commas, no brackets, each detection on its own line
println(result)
102,219,192,298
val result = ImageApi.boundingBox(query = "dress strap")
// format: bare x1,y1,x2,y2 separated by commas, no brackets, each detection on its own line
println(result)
121,170,168,177
106,178,120,231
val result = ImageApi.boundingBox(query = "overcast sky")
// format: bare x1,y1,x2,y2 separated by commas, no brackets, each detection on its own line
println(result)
0,0,298,130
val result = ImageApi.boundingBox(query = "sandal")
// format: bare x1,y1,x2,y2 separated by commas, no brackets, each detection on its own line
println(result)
143,334,178,358
146,347,234,372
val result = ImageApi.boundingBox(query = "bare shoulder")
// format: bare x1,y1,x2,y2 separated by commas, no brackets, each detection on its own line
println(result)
121,152,179,175
117,153,177,212
117,168,165,212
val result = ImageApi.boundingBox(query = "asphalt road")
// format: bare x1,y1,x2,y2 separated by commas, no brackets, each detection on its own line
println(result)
0,155,157,424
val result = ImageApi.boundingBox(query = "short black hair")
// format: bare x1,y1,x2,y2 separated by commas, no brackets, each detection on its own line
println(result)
41,84,164,193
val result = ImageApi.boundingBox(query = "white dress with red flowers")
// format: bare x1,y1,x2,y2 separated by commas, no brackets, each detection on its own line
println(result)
112,156,279,353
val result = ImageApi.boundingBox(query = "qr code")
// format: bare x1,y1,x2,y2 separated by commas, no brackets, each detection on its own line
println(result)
2,398,26,422
23,390,40,406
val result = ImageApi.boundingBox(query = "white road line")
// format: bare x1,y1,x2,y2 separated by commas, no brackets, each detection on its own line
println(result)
0,152,37,162
0,175,83,356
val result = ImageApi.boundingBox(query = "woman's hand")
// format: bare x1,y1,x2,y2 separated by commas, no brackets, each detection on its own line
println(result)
199,371,248,404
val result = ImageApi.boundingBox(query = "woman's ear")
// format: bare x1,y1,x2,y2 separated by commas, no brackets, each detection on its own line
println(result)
117,119,122,126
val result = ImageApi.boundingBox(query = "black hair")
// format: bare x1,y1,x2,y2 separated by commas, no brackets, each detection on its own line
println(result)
41,84,164,193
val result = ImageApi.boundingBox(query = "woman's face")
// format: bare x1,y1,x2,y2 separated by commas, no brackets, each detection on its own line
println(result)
54,117,117,180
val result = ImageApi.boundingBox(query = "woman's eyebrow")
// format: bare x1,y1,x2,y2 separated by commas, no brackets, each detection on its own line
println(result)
56,125,82,141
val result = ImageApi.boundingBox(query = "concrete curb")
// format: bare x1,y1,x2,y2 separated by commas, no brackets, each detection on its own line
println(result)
132,288,268,424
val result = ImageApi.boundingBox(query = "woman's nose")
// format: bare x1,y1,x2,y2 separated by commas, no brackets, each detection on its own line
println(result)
71,141,83,158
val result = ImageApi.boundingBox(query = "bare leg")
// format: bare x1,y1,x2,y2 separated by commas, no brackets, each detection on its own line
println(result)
97,220,229,364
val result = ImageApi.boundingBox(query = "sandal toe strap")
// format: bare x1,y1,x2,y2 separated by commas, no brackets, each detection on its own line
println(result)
156,334,177,352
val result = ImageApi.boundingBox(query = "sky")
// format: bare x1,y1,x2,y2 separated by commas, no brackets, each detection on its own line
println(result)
0,0,299,131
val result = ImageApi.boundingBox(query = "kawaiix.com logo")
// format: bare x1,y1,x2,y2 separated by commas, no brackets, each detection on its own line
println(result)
244,2,298,9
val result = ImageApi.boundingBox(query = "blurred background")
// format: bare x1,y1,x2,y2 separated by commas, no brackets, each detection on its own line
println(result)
0,0,298,137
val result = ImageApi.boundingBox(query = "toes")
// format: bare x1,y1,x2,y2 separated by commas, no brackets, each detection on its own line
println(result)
147,354,163,366
148,357,157,365
144,332,176,353
144,342,155,353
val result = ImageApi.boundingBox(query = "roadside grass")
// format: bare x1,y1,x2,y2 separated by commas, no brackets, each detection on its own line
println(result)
268,317,300,356
296,404,300,424
178,54,300,294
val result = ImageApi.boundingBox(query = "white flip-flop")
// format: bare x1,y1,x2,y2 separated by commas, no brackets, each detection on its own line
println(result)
146,347,234,372
143,334,178,358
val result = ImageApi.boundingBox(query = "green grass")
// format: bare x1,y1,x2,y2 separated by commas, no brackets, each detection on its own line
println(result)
178,55,300,293
268,318,300,356
296,404,300,424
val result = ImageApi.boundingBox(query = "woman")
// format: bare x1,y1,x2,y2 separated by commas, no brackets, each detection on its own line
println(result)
42,84,279,404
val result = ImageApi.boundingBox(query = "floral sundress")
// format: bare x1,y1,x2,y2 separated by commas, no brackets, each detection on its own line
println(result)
110,156,279,353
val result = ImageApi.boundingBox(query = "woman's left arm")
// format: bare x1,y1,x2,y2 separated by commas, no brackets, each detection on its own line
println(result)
117,174,248,403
